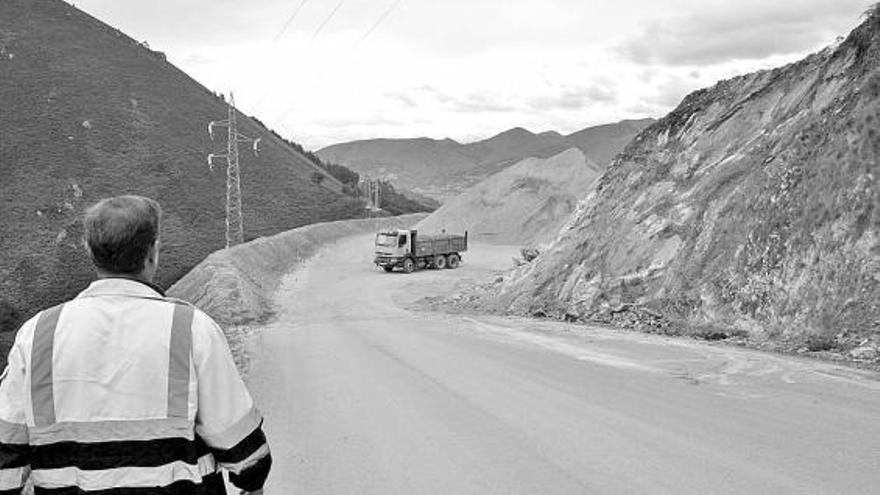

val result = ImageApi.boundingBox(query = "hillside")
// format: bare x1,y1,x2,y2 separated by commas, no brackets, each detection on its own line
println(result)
475,12,880,356
0,0,367,339
318,137,474,197
416,148,601,245
317,119,653,201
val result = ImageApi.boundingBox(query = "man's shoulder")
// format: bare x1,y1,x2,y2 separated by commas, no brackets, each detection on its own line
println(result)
147,297,221,333
16,301,67,337
178,302,223,334
66,295,216,330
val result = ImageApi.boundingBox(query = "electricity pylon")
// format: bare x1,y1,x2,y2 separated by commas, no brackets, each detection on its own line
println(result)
207,93,261,248
361,177,381,210
371,179,381,210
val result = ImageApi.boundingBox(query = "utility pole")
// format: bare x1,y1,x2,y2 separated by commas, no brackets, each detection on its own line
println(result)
207,93,261,248
363,178,380,210
373,179,381,211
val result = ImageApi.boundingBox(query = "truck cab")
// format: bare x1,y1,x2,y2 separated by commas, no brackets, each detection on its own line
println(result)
375,230,413,261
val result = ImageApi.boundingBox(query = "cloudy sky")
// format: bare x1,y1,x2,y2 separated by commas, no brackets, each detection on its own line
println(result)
76,0,872,149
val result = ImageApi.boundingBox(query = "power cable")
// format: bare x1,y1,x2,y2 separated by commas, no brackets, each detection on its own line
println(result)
310,0,347,42
254,0,348,112
355,0,403,46
273,0,310,42
253,0,311,111
273,0,404,123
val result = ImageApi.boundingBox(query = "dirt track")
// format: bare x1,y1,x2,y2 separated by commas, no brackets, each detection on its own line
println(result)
245,234,880,494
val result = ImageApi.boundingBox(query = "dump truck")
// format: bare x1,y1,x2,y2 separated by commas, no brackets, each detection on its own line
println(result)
374,229,468,273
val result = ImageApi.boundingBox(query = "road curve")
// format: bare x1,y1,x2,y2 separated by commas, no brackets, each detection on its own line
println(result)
245,234,880,494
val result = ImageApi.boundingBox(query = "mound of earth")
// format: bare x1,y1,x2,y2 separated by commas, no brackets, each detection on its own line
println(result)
482,11,880,355
0,0,366,336
416,148,601,245
317,120,653,201
169,214,427,328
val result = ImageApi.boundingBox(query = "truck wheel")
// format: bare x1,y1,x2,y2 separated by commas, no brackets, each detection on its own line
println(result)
433,254,447,269
402,258,416,274
382,266,394,272
446,254,460,269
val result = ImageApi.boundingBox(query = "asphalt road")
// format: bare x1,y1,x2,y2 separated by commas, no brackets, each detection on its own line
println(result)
245,234,880,494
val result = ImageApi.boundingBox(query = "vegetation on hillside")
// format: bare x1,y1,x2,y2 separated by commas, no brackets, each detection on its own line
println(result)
374,180,437,216
0,0,370,347
250,116,436,211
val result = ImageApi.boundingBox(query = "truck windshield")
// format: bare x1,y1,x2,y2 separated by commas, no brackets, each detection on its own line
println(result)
376,234,398,247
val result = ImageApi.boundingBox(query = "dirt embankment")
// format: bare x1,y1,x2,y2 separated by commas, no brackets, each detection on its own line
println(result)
168,214,426,327
416,148,600,246
168,214,426,373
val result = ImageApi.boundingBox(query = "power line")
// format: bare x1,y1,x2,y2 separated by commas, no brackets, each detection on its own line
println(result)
253,0,311,111
272,0,403,124
254,0,347,112
310,0,347,42
274,0,310,42
356,0,403,46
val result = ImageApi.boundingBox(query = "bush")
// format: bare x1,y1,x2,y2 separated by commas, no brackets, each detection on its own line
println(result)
0,300,21,334
521,247,541,262
804,333,837,352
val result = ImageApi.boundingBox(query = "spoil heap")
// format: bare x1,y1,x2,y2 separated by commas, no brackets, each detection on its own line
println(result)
416,148,601,245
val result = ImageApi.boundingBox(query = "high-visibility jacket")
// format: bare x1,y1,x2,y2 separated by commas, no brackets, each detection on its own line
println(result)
0,278,271,494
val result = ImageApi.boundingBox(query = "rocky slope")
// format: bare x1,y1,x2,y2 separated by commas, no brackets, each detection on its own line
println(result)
317,120,653,201
0,0,365,335
416,148,602,245
482,12,880,357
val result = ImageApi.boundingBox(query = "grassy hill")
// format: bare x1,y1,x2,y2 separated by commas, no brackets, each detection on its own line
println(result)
317,120,654,201
0,0,368,346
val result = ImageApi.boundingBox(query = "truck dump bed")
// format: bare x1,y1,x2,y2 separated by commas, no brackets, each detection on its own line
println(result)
414,233,467,257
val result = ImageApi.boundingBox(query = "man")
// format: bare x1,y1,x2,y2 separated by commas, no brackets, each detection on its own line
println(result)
0,195,271,494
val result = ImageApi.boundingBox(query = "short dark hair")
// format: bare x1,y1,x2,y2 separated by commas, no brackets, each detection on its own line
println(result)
83,195,161,274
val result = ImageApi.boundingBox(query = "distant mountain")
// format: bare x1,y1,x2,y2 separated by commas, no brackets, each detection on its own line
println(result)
0,0,366,337
417,148,602,245
481,11,880,355
461,127,557,167
558,118,657,165
317,119,654,201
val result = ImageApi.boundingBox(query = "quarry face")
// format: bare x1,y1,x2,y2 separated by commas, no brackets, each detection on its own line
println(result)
491,19,880,355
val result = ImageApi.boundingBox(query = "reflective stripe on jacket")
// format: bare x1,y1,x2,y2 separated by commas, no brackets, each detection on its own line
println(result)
0,278,271,494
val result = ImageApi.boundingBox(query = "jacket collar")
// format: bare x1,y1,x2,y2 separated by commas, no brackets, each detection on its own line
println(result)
77,277,166,299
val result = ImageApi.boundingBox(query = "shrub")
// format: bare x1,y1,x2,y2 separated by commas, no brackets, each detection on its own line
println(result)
521,247,541,262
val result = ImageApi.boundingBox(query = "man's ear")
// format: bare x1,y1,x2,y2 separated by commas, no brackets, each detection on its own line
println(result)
148,239,160,267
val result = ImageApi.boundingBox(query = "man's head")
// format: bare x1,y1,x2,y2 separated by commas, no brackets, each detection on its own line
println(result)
83,195,162,281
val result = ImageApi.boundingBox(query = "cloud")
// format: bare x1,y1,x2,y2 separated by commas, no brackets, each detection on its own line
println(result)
643,75,697,107
384,91,419,108
385,86,520,113
447,93,521,114
528,83,619,111
182,53,213,66
314,115,406,128
619,0,870,66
